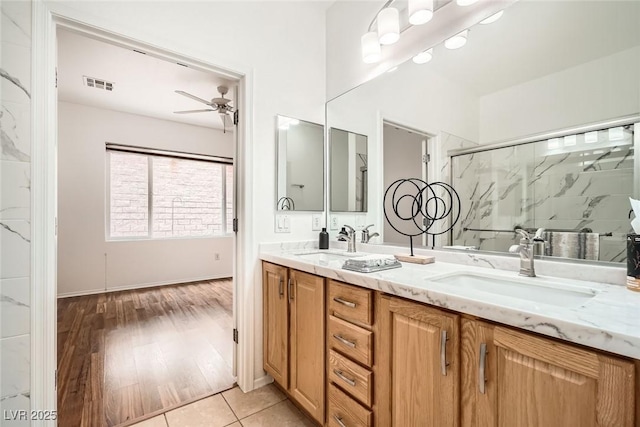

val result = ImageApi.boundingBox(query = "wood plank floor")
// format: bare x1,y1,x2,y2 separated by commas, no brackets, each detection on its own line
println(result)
57,279,235,427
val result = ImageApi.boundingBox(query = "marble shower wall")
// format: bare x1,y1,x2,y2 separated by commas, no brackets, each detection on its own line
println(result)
451,127,634,263
1,0,32,421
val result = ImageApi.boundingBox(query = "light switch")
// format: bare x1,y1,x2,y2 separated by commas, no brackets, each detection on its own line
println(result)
275,214,290,233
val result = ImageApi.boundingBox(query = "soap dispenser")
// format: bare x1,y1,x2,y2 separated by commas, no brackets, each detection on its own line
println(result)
319,228,329,249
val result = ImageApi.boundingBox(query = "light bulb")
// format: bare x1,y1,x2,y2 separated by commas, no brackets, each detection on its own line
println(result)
377,7,400,45
412,48,433,64
408,0,434,25
480,10,504,25
444,30,468,49
361,32,381,63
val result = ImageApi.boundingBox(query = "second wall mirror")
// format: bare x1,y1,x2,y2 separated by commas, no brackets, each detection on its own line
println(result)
276,115,324,211
330,127,368,212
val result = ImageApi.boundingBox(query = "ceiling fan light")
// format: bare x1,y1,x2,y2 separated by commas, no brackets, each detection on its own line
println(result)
445,30,468,49
361,31,382,63
412,48,433,64
480,10,504,25
377,7,400,45
456,0,478,6
408,0,434,25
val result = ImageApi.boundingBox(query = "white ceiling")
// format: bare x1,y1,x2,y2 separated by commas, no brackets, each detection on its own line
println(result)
423,0,640,96
57,28,235,130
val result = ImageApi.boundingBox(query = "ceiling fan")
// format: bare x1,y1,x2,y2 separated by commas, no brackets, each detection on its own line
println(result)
174,85,235,132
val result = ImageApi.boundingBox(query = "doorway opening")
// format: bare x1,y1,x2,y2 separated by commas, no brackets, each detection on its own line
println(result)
55,27,240,426
382,120,433,246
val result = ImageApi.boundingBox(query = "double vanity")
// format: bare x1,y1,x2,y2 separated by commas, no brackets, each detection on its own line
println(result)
260,243,640,427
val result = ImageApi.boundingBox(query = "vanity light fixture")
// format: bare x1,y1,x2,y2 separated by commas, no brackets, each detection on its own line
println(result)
456,0,479,6
362,31,382,63
377,7,400,45
412,48,433,64
445,30,468,49
387,66,399,73
479,10,504,24
408,0,434,25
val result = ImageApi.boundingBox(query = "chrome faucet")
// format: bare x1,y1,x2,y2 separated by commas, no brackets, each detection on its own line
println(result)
361,224,379,243
343,224,357,253
509,229,538,277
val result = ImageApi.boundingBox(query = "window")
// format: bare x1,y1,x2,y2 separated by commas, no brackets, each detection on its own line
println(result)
108,148,234,239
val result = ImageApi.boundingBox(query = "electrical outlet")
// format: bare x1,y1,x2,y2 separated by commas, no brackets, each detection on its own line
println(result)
215,253,220,261
330,215,339,230
312,214,322,231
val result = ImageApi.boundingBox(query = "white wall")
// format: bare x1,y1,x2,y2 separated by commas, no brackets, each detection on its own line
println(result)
47,0,327,387
479,46,640,143
57,101,234,296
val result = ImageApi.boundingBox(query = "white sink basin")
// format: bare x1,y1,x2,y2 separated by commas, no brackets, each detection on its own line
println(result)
430,272,599,308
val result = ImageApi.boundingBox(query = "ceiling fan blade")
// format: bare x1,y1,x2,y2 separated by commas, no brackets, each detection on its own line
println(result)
175,90,213,106
173,109,217,114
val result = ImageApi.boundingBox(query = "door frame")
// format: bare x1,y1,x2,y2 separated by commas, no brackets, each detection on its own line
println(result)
31,3,256,423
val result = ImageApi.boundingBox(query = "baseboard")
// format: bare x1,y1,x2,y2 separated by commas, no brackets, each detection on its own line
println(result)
57,274,232,298
253,374,273,391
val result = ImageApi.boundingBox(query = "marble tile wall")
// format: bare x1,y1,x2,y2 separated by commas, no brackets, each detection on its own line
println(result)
1,0,32,421
451,128,634,263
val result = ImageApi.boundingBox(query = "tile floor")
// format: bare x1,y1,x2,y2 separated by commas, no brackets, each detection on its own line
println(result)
129,383,316,427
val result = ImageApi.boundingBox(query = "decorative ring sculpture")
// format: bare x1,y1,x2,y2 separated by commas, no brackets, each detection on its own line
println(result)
383,179,461,256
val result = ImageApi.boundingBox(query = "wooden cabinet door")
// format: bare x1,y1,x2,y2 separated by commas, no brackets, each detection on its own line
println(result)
289,269,325,424
461,319,635,427
262,262,289,388
376,295,460,427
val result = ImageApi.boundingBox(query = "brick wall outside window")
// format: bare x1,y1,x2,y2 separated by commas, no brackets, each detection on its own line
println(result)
108,150,232,239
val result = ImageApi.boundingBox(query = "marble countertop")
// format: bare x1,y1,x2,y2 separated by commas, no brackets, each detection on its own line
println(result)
259,243,640,360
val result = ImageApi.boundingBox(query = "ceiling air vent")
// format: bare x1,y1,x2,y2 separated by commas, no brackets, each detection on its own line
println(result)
83,76,114,91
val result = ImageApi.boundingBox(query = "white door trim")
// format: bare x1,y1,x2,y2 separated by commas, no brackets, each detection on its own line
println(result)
31,4,256,424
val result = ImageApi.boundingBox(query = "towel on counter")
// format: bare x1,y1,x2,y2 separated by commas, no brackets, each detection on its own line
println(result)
543,231,599,260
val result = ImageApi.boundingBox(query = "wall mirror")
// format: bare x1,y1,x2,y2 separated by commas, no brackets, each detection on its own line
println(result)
325,0,640,264
276,115,324,211
330,128,368,212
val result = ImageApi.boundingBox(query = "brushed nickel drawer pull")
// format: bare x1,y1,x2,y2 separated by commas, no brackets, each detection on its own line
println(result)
440,330,449,376
332,334,356,348
333,297,356,308
333,415,348,427
288,278,293,303
479,342,488,394
333,369,356,387
278,277,284,298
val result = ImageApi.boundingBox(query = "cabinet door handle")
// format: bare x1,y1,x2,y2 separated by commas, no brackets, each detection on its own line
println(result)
332,334,356,348
333,415,348,427
278,277,284,298
288,278,293,303
440,330,449,376
333,297,356,308
333,369,356,387
479,342,487,394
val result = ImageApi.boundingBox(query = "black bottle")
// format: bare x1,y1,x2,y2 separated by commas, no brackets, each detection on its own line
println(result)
319,228,329,249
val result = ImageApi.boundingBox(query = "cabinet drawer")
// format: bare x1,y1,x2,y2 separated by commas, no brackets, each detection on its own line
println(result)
329,280,373,327
328,383,372,427
328,315,373,367
329,349,373,407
